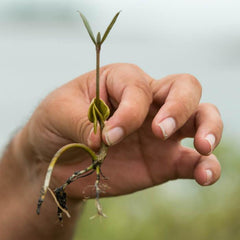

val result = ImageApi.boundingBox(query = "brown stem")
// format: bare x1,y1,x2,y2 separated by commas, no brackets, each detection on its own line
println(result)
96,44,101,103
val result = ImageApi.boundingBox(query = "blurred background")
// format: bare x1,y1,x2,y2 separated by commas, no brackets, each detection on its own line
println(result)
0,0,240,239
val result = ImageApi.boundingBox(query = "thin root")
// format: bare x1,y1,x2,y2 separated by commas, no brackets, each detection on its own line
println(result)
48,187,71,218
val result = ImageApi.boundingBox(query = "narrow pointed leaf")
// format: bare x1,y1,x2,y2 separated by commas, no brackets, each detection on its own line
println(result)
97,99,110,120
101,11,121,44
94,103,104,123
88,100,98,133
77,11,96,45
88,100,100,133
88,99,95,123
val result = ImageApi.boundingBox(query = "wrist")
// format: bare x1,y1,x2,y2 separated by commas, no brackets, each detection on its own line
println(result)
0,128,83,240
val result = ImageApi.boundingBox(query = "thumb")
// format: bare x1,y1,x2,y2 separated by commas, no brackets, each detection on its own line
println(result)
58,105,102,150
42,81,102,151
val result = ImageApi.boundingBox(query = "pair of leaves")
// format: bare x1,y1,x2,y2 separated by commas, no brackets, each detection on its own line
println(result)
88,98,110,133
78,11,120,46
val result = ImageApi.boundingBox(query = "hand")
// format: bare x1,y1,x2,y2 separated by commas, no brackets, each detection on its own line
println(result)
19,63,223,199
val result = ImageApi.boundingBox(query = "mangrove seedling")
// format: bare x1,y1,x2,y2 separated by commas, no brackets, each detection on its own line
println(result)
36,11,121,222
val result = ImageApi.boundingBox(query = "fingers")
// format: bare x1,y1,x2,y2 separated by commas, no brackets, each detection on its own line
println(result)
102,64,152,146
194,103,223,155
176,147,221,186
151,74,202,140
176,103,223,155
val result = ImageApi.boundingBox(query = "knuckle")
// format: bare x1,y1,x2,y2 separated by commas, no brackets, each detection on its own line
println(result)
42,91,63,115
109,63,142,74
200,103,222,116
121,63,142,71
211,104,222,116
134,81,153,103
181,73,202,94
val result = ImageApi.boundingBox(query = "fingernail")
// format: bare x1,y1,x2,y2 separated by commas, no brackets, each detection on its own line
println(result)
205,134,215,153
158,117,176,140
104,127,124,146
204,169,213,186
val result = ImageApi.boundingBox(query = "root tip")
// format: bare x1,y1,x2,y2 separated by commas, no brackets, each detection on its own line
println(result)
36,199,43,215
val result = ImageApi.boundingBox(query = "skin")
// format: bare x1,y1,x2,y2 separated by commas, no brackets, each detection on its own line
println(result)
0,63,223,240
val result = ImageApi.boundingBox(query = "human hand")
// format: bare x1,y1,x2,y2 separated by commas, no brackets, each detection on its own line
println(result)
18,63,223,199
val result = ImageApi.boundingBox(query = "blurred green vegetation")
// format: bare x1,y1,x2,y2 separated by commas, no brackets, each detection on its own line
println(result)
73,139,240,240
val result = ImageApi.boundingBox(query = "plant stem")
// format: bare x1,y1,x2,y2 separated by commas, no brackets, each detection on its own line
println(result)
96,44,101,103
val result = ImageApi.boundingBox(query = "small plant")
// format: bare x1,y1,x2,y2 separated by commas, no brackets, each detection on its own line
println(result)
36,11,121,222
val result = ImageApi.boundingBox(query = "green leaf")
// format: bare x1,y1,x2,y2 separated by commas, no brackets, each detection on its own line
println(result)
88,99,95,122
101,11,121,44
88,98,110,134
88,99,98,133
96,99,110,121
77,11,96,45
94,103,104,123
